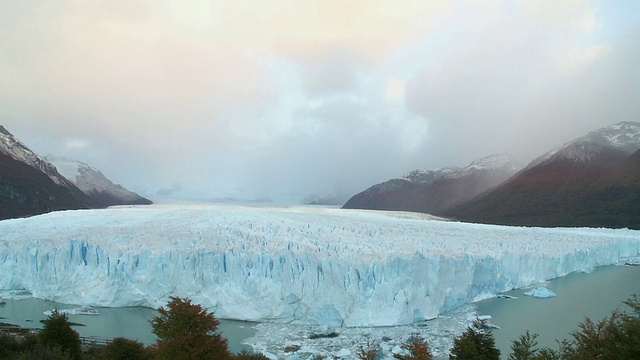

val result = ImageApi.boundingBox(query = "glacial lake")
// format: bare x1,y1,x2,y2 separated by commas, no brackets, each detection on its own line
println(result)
0,298,255,354
1,264,639,358
476,264,640,358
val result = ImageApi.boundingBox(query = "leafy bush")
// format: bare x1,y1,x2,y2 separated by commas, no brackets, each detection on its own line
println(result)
394,336,433,360
150,296,230,360
38,310,82,360
450,320,500,360
100,337,152,360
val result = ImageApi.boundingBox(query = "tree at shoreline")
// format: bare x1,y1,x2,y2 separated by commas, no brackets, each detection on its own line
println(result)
38,310,82,360
150,296,230,360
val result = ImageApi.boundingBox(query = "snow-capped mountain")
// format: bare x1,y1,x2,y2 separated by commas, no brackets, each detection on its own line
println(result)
1,126,75,188
342,153,522,215
529,121,640,167
1,125,151,220
449,121,640,229
45,156,152,207
1,126,96,220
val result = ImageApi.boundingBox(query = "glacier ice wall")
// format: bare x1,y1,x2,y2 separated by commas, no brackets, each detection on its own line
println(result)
1,204,639,327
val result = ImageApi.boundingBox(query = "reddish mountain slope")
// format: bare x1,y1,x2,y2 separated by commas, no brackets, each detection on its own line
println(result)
447,122,640,229
342,154,522,216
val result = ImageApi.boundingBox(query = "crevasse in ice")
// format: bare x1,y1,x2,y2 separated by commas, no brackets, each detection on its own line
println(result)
0,204,638,327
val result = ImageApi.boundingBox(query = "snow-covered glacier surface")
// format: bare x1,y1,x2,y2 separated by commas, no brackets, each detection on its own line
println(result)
1,203,639,327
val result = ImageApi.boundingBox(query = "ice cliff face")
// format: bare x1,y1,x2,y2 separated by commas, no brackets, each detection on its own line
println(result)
1,204,639,327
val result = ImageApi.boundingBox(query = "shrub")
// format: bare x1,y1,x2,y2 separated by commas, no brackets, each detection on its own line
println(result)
38,310,82,360
150,296,230,360
509,331,539,360
100,337,151,360
394,336,433,360
450,320,500,360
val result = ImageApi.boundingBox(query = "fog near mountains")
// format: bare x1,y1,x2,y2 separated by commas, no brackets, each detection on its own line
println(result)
1,1,639,202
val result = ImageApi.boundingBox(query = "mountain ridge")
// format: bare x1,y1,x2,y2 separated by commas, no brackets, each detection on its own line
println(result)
446,121,640,229
45,155,152,207
1,125,151,220
342,153,523,215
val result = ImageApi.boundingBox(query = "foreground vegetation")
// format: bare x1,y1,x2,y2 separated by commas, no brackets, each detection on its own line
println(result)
1,295,639,359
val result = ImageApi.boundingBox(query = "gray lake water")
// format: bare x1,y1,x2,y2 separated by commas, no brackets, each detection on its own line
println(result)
0,298,255,354
476,264,640,358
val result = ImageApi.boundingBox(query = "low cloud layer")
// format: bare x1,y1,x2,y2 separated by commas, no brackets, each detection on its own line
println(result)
2,1,639,202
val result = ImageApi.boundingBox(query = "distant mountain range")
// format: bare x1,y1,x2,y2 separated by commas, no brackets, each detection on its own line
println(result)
343,153,523,215
0,125,151,220
344,121,640,229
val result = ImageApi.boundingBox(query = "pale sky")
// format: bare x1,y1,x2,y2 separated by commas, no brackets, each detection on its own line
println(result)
1,0,639,202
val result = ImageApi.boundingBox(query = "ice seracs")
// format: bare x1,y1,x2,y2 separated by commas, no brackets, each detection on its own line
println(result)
0,204,638,327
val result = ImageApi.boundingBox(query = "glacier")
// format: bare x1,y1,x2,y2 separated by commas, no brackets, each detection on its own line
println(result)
0,203,639,327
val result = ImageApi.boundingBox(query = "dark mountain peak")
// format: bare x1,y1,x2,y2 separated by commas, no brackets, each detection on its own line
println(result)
343,153,522,215
528,121,640,168
0,125,72,187
1,125,99,220
449,121,640,229
0,125,11,136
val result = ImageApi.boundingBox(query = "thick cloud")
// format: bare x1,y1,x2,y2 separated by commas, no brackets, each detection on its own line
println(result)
1,1,639,202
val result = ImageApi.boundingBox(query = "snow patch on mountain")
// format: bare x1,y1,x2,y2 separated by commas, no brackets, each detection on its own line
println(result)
45,155,149,204
402,153,522,184
530,121,640,166
0,126,70,186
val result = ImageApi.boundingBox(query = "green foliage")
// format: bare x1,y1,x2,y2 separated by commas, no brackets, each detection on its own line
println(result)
0,334,21,357
393,336,433,360
150,296,230,360
509,331,539,360
21,345,75,359
532,348,561,360
450,320,500,360
559,308,640,360
507,295,640,360
100,337,151,360
38,310,82,360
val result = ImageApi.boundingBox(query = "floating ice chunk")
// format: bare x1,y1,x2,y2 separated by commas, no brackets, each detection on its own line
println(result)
624,256,640,265
392,345,405,355
336,348,351,357
524,287,557,298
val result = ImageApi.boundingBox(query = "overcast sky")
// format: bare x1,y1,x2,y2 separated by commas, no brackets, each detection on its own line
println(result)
1,1,639,202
